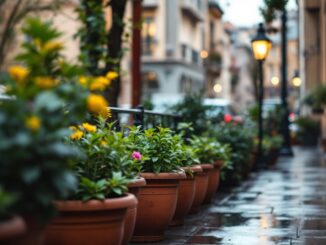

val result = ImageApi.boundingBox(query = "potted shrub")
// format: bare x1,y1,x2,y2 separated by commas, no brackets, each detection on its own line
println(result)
0,19,89,244
190,136,231,206
0,187,26,244
265,135,283,166
214,120,255,186
170,140,199,226
127,127,186,242
295,117,320,146
304,85,326,114
45,119,138,245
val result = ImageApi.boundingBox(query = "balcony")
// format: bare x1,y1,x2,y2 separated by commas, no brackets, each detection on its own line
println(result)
181,0,203,22
205,52,222,76
305,0,320,10
142,0,158,9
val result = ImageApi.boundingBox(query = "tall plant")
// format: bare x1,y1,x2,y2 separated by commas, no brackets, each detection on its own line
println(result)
260,0,289,23
0,18,90,223
76,0,128,106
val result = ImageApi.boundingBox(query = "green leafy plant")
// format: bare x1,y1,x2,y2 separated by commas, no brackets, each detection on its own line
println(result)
0,187,15,221
304,84,326,112
0,18,90,223
213,121,255,182
69,119,142,201
128,127,187,174
295,116,320,146
169,94,213,135
190,136,230,164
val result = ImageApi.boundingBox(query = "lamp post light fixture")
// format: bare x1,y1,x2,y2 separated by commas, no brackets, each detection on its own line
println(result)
292,71,301,87
213,83,222,93
271,76,280,86
251,23,272,167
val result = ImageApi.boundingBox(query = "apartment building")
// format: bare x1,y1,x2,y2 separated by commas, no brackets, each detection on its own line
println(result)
264,10,299,105
298,0,326,135
299,0,326,91
204,0,232,101
137,0,207,106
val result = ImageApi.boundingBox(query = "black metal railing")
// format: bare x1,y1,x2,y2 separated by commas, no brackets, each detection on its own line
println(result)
108,105,181,131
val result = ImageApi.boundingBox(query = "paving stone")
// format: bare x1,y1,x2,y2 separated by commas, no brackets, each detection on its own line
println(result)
130,147,326,244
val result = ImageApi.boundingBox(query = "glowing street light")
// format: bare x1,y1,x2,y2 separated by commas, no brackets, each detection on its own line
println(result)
292,71,301,87
213,83,222,93
200,50,209,59
271,76,280,86
251,23,272,167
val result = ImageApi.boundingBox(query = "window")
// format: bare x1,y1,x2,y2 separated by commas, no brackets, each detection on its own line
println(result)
142,17,156,55
180,75,192,93
142,72,160,98
192,49,199,64
181,44,187,60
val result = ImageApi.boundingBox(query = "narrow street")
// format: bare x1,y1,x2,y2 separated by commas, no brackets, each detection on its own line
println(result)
132,147,326,245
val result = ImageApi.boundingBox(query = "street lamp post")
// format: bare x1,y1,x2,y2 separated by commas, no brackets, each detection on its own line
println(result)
279,8,293,156
251,23,272,166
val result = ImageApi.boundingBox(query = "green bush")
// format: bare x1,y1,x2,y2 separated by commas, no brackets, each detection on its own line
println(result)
0,19,90,224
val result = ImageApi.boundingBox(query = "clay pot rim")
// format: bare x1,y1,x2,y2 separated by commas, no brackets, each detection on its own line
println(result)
0,215,26,239
182,165,203,173
140,172,186,180
200,164,214,170
54,193,137,211
128,177,146,188
214,160,224,168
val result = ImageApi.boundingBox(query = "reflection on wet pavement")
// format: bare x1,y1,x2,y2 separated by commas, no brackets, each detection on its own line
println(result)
130,147,326,244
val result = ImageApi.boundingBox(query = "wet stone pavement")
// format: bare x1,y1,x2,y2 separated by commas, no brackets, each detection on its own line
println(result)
130,147,326,245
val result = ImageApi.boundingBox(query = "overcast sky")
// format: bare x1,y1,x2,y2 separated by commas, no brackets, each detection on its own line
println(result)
219,0,298,27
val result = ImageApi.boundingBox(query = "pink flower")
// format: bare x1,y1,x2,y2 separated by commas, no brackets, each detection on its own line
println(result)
132,151,142,160
224,114,232,123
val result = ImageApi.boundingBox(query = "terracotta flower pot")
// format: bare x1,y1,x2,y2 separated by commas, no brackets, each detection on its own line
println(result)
9,215,46,245
202,163,220,204
45,193,137,245
131,172,186,242
0,216,26,245
189,165,210,214
170,166,201,226
122,177,146,245
267,148,279,166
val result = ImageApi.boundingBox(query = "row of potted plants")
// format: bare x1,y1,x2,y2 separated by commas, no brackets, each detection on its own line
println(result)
0,18,235,244
0,18,285,244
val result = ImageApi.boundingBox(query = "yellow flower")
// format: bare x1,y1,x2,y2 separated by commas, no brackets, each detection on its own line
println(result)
100,140,107,146
70,130,83,140
42,40,63,52
87,94,108,115
25,116,41,131
79,76,88,86
106,71,119,80
8,66,29,83
89,76,110,91
69,126,77,131
99,107,112,119
35,76,58,89
82,122,97,133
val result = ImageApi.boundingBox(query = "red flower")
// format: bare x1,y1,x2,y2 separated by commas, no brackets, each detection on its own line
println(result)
224,114,232,123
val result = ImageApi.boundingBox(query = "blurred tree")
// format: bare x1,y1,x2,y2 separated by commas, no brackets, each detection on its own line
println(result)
77,0,128,106
0,0,66,70
260,0,288,23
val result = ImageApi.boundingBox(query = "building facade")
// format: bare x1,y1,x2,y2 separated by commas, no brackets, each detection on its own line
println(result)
298,0,326,136
299,0,326,92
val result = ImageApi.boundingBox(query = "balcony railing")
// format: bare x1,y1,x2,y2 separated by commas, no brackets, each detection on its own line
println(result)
181,0,204,22
108,106,181,131
142,0,158,9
